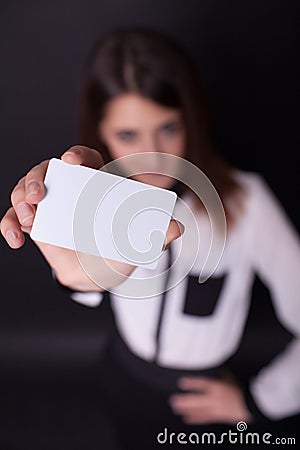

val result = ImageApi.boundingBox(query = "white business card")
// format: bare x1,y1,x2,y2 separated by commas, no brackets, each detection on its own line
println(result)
30,158,177,269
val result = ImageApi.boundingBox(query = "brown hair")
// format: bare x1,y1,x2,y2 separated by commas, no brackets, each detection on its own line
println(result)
78,28,241,224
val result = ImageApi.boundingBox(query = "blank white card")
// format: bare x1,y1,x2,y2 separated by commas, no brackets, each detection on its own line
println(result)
30,158,177,269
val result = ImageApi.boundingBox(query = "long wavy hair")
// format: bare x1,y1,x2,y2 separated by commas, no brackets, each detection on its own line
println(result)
77,28,241,225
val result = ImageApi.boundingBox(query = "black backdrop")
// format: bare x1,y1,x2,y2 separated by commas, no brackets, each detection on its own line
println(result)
0,0,299,448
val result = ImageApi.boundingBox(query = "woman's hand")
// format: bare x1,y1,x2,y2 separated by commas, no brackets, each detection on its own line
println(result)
1,145,183,291
169,376,252,425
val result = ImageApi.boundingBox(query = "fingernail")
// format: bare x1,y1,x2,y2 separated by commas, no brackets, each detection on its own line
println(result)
170,399,180,409
26,181,40,198
169,396,176,404
6,230,20,245
65,148,82,155
179,376,189,383
178,379,188,388
17,203,34,224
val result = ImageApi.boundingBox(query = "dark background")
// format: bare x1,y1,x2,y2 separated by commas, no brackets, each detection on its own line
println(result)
0,0,299,449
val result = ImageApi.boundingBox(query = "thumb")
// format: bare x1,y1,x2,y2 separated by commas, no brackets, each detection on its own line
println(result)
163,220,184,250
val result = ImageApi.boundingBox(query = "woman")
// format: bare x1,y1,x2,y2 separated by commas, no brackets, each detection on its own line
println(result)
1,29,300,449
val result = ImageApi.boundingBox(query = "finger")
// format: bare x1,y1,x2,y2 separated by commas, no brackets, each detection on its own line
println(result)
62,145,104,169
163,220,184,250
0,207,25,248
177,376,216,392
169,394,211,412
24,160,49,204
11,178,36,227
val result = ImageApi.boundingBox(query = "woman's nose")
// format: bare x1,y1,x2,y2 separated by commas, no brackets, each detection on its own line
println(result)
141,135,161,153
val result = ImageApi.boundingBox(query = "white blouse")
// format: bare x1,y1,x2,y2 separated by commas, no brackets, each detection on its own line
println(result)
71,171,300,420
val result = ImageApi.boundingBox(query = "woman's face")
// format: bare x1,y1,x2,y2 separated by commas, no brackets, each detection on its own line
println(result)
98,93,185,188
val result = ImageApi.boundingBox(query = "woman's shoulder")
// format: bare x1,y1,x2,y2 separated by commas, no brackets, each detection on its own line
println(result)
232,168,269,194
231,168,292,231
232,168,278,211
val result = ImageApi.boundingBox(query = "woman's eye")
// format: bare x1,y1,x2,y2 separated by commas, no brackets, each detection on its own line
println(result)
160,122,181,134
116,131,136,142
